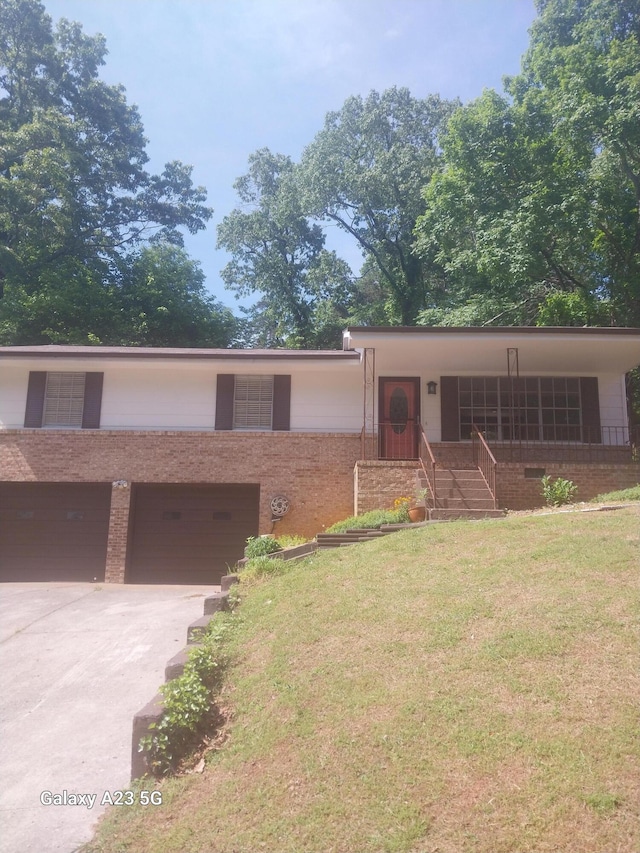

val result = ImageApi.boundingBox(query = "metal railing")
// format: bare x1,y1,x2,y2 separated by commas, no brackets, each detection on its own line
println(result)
418,425,437,509
471,425,498,509
483,425,639,464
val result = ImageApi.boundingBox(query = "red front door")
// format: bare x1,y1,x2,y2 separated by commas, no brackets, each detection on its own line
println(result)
379,377,420,459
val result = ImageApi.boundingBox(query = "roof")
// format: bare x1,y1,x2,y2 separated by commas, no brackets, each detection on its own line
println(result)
0,345,360,361
343,326,640,374
344,325,640,337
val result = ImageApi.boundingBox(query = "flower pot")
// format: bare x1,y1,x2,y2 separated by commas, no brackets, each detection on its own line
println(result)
408,506,426,523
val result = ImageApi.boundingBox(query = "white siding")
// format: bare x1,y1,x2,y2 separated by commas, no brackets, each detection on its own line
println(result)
101,368,216,429
0,358,363,432
0,365,30,428
290,371,362,432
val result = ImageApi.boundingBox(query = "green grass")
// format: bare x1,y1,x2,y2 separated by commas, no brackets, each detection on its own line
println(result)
593,484,640,502
86,507,640,853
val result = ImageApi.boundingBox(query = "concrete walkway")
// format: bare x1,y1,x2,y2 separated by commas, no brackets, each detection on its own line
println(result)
0,581,217,853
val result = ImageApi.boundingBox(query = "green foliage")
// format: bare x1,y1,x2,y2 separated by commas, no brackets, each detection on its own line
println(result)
415,0,640,329
217,148,352,348
113,245,237,347
139,614,233,775
326,507,408,533
245,536,282,559
541,475,578,507
240,555,291,582
299,87,458,324
0,0,215,345
275,535,307,549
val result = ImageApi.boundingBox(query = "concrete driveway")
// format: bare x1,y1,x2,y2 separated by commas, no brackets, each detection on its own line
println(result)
0,581,218,853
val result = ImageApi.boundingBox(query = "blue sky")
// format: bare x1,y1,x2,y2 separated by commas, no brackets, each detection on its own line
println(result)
42,0,537,310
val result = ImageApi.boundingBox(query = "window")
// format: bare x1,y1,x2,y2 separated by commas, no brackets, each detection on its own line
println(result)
215,373,290,431
43,372,86,428
233,375,274,430
24,371,103,429
458,377,584,442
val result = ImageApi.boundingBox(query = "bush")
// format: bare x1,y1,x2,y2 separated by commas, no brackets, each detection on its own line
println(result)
245,536,282,558
541,475,578,507
139,615,232,775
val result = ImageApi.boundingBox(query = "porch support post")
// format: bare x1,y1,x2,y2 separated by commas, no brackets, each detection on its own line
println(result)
363,347,376,460
105,480,131,584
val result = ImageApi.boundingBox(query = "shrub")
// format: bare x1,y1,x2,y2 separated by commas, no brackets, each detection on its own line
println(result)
245,535,282,558
139,614,232,775
541,475,578,507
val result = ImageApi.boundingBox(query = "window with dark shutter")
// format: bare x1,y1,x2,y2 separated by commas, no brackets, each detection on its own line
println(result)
24,371,103,429
444,375,601,443
215,373,291,431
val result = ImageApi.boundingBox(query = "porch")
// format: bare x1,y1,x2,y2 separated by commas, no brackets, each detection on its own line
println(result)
355,424,640,516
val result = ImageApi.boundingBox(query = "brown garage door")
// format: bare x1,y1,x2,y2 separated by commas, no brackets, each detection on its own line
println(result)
128,484,259,584
0,483,111,582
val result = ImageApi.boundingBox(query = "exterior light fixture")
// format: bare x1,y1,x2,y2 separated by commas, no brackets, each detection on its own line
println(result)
427,381,438,395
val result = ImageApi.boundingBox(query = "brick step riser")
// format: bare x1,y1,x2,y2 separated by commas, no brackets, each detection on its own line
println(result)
434,500,496,510
430,509,505,520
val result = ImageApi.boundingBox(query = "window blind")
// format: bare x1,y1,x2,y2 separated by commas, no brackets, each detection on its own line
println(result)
233,375,274,430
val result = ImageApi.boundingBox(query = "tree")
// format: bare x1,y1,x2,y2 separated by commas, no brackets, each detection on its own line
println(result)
414,0,640,328
0,244,237,347
0,0,213,343
217,148,352,348
298,87,458,325
114,246,237,347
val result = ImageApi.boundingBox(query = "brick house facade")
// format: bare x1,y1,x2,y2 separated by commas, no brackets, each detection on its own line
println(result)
1,327,638,584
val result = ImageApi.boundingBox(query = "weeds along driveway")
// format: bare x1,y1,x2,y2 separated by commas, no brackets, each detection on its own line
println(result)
0,581,217,853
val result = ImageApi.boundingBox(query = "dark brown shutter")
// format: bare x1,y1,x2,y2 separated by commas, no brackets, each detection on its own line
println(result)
24,371,47,427
82,372,103,429
440,376,459,441
580,377,601,444
272,375,291,431
215,374,235,430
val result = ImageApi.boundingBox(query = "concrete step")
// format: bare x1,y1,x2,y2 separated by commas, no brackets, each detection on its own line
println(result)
316,527,410,549
434,498,498,510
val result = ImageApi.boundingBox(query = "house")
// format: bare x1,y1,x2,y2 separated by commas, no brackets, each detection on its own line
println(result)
1,326,638,585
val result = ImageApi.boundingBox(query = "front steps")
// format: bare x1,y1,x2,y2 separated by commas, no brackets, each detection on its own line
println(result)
316,523,431,550
419,468,505,520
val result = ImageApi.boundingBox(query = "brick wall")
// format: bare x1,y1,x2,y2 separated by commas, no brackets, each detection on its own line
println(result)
496,462,639,510
0,429,361,542
355,461,420,514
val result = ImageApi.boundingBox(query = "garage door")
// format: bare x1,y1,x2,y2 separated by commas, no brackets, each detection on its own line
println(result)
0,483,111,582
128,484,259,584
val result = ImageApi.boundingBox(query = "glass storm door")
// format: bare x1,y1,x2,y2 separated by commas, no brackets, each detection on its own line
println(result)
379,378,420,459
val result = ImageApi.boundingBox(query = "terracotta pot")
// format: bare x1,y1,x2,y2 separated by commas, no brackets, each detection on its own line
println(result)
408,506,426,523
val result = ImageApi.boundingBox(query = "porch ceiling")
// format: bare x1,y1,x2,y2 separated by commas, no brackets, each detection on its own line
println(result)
344,327,640,374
